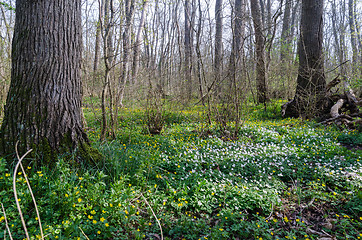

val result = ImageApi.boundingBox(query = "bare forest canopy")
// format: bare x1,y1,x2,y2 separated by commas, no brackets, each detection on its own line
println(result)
0,0,361,114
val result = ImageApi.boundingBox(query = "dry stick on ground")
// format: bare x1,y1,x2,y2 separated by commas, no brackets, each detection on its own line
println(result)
141,194,163,240
1,203,14,240
14,143,44,240
79,227,91,240
13,148,33,240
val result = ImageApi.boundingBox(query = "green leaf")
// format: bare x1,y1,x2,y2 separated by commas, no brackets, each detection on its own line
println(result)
0,2,15,11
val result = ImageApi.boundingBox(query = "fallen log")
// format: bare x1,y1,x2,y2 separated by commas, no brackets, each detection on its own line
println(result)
282,76,361,129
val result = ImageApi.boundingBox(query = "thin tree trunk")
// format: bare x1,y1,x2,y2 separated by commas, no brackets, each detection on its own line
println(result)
100,0,116,140
250,0,267,104
184,0,193,100
93,16,102,72
348,0,358,71
214,0,223,98
196,0,204,104
230,0,245,79
131,0,149,85
266,0,272,37
290,0,300,41
118,0,135,106
353,1,362,79
280,0,292,62
331,0,345,75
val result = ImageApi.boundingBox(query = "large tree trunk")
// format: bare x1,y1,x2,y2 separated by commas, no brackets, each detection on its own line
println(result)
283,0,326,118
0,0,97,162
250,0,267,104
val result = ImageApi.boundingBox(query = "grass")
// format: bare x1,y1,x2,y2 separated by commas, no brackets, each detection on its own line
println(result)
0,101,361,240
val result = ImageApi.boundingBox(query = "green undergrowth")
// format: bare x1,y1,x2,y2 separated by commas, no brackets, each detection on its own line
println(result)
1,101,361,239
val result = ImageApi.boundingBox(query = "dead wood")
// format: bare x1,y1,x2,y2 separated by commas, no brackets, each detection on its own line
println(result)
283,76,362,130
330,99,344,118
326,75,341,92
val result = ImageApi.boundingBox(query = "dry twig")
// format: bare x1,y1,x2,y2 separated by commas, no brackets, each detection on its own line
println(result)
1,203,14,240
141,193,163,240
13,147,33,240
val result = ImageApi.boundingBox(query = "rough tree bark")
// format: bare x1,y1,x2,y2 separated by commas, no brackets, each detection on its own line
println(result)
250,0,267,104
283,0,326,118
0,0,99,163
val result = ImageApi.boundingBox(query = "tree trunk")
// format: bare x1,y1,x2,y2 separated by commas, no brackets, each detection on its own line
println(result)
354,3,362,77
118,0,135,106
131,0,149,84
250,0,267,104
214,0,223,98
280,0,292,62
290,0,300,39
348,0,358,71
184,0,193,100
100,0,116,141
93,6,102,73
283,0,326,118
266,0,272,37
230,0,245,79
0,0,97,162
331,0,346,75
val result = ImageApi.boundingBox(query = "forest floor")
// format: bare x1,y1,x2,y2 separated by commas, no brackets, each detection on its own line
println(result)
1,100,361,240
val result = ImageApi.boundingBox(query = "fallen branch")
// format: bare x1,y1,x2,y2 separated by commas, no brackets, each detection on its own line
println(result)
141,194,163,240
326,75,341,92
13,147,33,240
1,203,13,240
15,143,44,240
79,227,91,240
